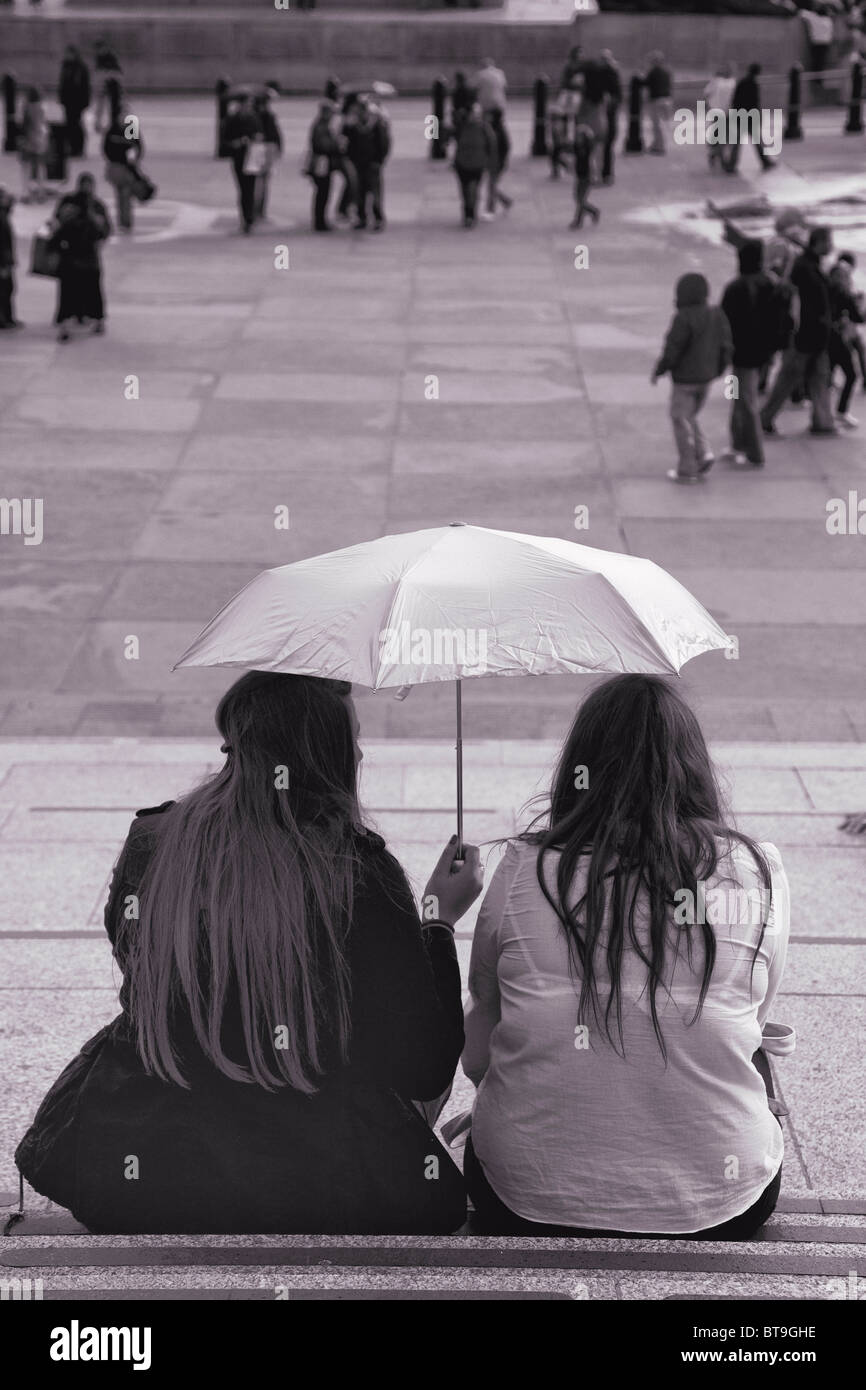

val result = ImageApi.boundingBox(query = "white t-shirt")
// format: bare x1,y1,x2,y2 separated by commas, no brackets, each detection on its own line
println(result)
704,76,737,111
463,836,789,1233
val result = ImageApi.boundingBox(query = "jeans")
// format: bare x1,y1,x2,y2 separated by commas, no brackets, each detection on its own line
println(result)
107,163,135,230
761,346,835,431
456,167,482,223
464,1048,781,1240
355,162,383,227
232,160,258,230
312,173,331,230
336,159,358,218
830,331,857,416
730,364,764,464
670,381,711,474
648,97,670,152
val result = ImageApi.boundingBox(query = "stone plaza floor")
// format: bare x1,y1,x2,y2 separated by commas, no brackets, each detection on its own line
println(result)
1,97,865,1298
1,98,865,741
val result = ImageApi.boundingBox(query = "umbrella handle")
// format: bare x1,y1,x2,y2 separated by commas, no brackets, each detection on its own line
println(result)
455,678,464,863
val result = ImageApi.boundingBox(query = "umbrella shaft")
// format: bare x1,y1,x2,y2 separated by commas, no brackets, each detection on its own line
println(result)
455,679,463,857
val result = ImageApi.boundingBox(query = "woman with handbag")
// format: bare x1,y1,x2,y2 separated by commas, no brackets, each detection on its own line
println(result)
18,87,50,204
305,99,342,233
223,93,264,234
47,173,111,341
103,112,143,233
16,671,483,1234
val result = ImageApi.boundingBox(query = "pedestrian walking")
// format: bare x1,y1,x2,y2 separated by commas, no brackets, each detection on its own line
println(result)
473,57,507,122
58,46,91,158
828,254,864,426
724,65,774,172
345,96,390,231
47,173,111,342
703,64,736,170
834,252,866,388
643,51,673,154
570,125,600,229
482,108,513,219
18,87,49,203
652,272,733,483
254,89,283,222
599,49,622,184
103,112,143,233
93,40,124,133
304,99,341,233
720,240,787,469
450,71,475,143
760,227,837,436
549,80,579,181
0,188,21,329
223,93,264,234
453,103,495,228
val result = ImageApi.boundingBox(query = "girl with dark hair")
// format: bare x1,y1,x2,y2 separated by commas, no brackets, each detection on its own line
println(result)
17,672,482,1234
463,674,791,1239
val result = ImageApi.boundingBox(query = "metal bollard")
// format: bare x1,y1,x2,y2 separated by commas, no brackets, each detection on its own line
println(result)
624,74,643,153
215,76,231,158
430,76,447,160
845,59,864,134
531,75,549,157
2,72,17,154
784,64,803,142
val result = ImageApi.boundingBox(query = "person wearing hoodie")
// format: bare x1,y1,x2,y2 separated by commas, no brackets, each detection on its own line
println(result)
453,103,496,229
345,97,390,231
720,240,792,468
652,272,733,483
760,226,837,436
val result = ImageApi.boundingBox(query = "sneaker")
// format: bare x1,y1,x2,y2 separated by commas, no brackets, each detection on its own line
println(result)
697,452,714,474
666,469,704,484
478,211,496,221
760,419,778,435
837,412,859,429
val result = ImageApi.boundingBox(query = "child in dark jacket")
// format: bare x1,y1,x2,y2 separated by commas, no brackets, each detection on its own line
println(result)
653,272,733,483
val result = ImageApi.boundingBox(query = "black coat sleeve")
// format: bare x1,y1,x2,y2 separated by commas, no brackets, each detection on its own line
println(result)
347,846,464,1101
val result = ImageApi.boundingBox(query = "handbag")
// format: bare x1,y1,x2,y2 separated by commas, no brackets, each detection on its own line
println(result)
242,140,268,176
130,168,156,203
29,226,60,278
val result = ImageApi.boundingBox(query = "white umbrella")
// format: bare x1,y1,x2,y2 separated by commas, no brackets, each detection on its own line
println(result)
174,524,732,847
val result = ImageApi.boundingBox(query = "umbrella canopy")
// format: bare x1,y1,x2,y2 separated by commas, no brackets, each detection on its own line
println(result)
174,524,731,685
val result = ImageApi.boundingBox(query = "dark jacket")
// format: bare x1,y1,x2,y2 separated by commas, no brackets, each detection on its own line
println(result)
48,198,111,271
655,272,733,384
59,57,91,114
103,126,143,165
454,116,495,173
224,107,263,172
15,808,466,1235
645,64,672,100
721,272,788,368
601,59,623,107
345,115,390,169
732,74,761,110
790,249,832,354
0,214,14,271
308,115,342,173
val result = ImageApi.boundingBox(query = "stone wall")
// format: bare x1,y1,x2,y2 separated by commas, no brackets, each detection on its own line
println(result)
0,12,805,95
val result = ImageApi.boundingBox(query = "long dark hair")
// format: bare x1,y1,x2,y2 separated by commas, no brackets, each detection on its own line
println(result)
127,672,363,1093
526,675,770,1059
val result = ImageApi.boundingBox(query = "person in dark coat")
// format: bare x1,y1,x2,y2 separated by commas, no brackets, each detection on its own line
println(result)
93,40,123,133
223,93,264,234
58,46,91,158
720,240,786,468
345,96,390,231
724,64,774,172
453,102,495,228
103,112,143,233
652,271,733,482
599,49,622,184
15,672,482,1235
761,226,837,435
643,51,672,154
48,173,111,341
305,99,342,232
0,188,21,329
450,71,475,143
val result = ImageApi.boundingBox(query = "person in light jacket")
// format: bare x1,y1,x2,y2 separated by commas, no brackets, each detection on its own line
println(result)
652,271,733,482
